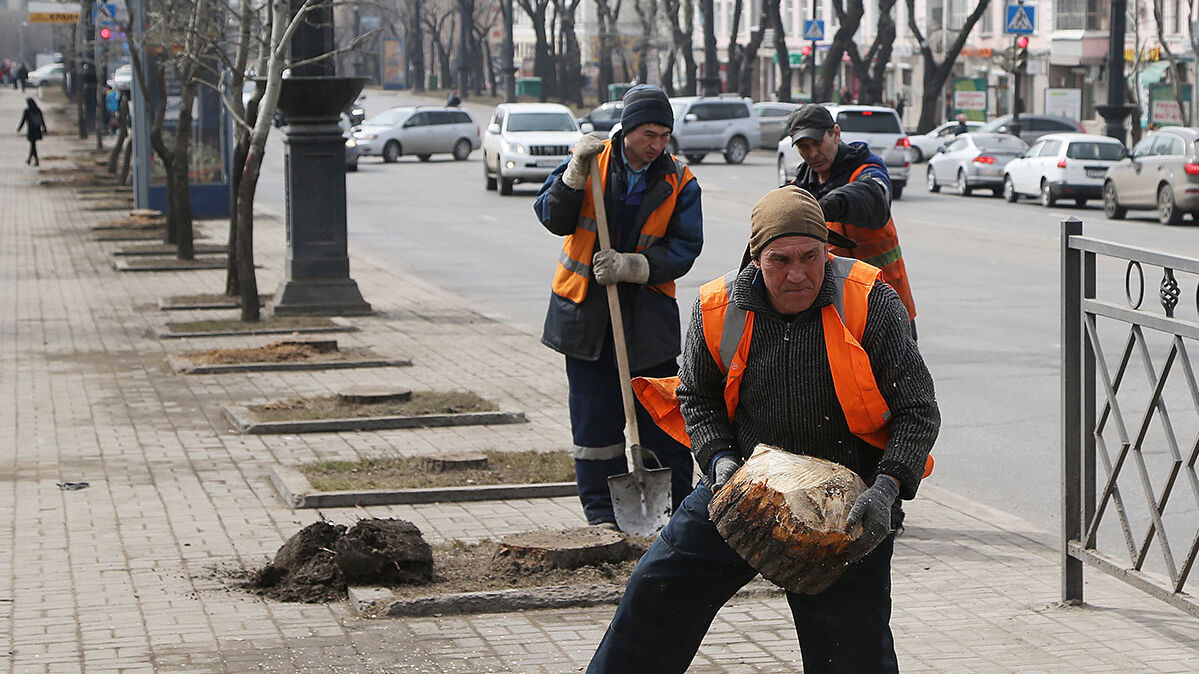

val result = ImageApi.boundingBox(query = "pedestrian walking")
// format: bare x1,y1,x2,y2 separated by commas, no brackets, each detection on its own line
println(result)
785,103,918,335
445,87,461,107
588,186,940,672
17,97,47,166
533,84,703,529
16,62,28,92
895,93,906,119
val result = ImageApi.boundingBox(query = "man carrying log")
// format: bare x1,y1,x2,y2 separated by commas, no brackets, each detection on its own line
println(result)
588,186,940,673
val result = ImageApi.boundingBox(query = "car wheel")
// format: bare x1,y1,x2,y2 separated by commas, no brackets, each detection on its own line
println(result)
484,155,497,191
685,153,706,164
498,162,514,196
1103,181,1125,219
383,141,401,163
777,156,789,187
1039,180,1056,207
892,184,903,200
1074,197,1087,207
926,168,940,193
452,138,472,161
1158,184,1183,225
957,169,972,196
911,147,924,163
1003,176,1017,202
723,136,749,164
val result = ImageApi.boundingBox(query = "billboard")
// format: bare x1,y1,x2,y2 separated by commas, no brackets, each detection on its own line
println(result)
382,37,406,90
952,78,988,122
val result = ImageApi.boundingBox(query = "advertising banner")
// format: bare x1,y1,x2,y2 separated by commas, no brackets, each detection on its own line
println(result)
382,37,406,90
952,78,988,122
1044,88,1082,121
1148,83,1193,127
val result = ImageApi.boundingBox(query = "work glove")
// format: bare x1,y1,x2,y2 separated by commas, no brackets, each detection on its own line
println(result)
709,453,742,493
819,192,846,224
845,474,900,562
562,133,606,190
592,249,650,285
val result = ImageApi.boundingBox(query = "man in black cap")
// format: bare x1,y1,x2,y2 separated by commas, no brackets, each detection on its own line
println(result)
786,103,919,332
533,84,703,529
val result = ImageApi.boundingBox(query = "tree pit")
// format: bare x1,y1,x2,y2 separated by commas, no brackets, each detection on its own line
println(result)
251,390,497,422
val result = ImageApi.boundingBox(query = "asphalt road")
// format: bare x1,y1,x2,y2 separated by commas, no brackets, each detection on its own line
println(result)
255,91,1199,545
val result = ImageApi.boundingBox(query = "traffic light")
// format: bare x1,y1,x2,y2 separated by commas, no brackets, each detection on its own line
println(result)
99,27,111,40
1014,36,1028,71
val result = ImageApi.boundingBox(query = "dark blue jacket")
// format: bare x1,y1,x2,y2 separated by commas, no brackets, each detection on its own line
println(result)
533,134,703,370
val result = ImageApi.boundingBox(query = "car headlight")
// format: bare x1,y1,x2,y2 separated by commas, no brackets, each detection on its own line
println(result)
345,138,357,148
356,133,376,141
502,139,527,154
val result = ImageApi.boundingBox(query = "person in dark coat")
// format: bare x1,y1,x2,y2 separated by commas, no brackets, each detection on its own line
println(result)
16,63,28,91
17,97,47,166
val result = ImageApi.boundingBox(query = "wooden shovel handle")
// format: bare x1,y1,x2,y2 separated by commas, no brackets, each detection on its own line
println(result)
587,156,644,467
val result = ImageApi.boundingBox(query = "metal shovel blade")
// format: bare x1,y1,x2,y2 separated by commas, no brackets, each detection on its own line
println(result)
608,463,673,537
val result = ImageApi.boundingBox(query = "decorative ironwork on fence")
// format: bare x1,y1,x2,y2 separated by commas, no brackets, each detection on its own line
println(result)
1061,217,1199,618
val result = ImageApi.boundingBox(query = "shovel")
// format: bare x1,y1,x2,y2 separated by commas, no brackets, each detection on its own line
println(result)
588,156,673,537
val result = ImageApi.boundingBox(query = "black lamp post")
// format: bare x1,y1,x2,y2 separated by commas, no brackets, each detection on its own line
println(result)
1095,0,1135,141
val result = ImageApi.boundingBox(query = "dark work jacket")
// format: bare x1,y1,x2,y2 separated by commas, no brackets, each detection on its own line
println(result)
18,108,44,141
791,141,891,230
533,133,704,371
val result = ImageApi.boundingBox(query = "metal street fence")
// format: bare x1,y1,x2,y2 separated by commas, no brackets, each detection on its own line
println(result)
1061,217,1199,618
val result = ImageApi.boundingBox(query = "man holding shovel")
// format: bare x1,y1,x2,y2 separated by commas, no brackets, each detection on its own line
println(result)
533,84,703,529
588,186,940,672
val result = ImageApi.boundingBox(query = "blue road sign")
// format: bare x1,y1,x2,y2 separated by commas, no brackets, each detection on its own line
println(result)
1005,4,1035,34
93,3,118,28
803,20,825,41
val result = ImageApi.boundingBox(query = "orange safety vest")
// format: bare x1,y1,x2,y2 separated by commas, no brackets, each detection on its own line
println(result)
633,255,934,478
550,140,694,304
826,164,917,321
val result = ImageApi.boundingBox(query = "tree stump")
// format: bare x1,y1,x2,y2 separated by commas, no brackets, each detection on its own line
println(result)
336,385,412,404
492,527,631,571
423,451,488,472
708,445,867,595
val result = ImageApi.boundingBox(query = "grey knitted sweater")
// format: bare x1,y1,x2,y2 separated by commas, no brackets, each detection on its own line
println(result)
677,261,940,500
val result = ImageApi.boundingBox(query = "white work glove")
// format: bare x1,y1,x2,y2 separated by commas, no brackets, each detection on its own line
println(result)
845,474,900,562
562,133,606,190
710,454,742,492
592,249,650,285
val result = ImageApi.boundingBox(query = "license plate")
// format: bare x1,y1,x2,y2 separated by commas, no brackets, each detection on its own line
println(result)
1086,168,1106,178
536,158,562,167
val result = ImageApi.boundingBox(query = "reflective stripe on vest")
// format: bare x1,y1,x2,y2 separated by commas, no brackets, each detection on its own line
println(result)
826,164,918,320
632,255,934,478
550,141,694,304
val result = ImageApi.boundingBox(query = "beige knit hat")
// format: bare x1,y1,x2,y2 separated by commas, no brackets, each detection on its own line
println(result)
748,186,855,257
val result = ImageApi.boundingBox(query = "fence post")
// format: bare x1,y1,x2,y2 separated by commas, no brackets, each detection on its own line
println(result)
1061,217,1084,604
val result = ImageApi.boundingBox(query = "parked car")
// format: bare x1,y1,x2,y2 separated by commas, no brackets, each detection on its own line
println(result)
926,132,1028,197
979,114,1086,143
27,62,64,87
352,106,480,163
340,115,360,172
753,101,800,150
108,64,133,92
667,96,760,164
482,102,581,195
1002,133,1125,207
909,120,984,162
776,104,911,198
1103,126,1199,225
346,94,366,126
577,101,623,137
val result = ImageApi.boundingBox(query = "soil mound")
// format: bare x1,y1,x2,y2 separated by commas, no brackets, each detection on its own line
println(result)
249,519,433,603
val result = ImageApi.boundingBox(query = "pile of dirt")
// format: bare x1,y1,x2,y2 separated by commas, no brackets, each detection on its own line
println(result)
187,339,346,365
247,519,434,603
252,390,497,422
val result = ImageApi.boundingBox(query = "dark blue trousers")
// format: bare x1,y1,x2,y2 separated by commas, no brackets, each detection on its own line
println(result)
565,334,694,525
588,482,898,673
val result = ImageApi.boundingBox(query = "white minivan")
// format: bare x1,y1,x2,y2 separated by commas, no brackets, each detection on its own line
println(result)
1001,133,1125,207
352,106,480,163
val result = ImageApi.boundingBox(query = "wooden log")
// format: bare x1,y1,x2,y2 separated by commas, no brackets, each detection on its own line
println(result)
336,385,413,404
492,527,630,571
708,445,867,595
422,451,489,472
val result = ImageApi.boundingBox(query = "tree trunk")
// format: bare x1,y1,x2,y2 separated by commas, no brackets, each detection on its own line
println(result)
845,0,896,105
736,2,770,98
148,62,175,245
769,0,790,102
410,0,425,91
596,0,615,100
726,0,744,94
662,48,677,96
819,0,864,103
106,92,128,173
118,139,132,185
906,0,991,134
169,78,196,261
555,0,582,106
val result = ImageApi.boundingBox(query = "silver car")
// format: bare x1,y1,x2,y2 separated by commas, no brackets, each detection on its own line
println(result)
926,132,1028,197
667,96,761,164
1104,127,1199,225
352,106,480,163
753,102,800,150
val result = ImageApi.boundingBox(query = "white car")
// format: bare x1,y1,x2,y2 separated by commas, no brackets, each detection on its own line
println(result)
352,106,480,163
27,62,65,87
909,120,983,162
107,64,133,92
776,104,910,198
668,96,760,164
482,103,581,195
1001,133,1125,207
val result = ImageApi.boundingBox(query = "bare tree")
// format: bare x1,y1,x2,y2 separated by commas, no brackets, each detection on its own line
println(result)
725,0,744,94
632,0,658,85
662,0,696,94
844,0,898,104
819,0,865,102
768,0,791,101
554,0,582,105
905,0,991,134
734,0,769,98
517,0,554,99
1153,0,1189,125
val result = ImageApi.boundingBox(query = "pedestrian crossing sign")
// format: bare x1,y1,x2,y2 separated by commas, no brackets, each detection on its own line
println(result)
1005,4,1034,34
803,20,825,41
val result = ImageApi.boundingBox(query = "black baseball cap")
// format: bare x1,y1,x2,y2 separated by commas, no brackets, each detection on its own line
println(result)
787,104,835,144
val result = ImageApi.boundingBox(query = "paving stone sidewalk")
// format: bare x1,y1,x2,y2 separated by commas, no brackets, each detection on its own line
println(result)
1,88,1197,673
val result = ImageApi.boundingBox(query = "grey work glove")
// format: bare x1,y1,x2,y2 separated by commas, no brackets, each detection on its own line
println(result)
592,249,650,285
710,455,742,493
562,133,606,190
845,474,900,562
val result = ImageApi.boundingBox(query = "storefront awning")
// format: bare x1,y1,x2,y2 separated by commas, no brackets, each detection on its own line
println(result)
1137,61,1172,86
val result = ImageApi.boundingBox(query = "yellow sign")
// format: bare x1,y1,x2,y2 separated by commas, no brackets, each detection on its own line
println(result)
29,11,79,22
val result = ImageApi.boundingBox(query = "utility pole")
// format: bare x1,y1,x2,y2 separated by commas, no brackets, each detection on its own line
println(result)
1096,0,1134,141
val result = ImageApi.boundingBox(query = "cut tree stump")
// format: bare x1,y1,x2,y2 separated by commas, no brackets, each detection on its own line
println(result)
423,451,488,472
336,385,413,404
493,527,630,571
708,445,867,595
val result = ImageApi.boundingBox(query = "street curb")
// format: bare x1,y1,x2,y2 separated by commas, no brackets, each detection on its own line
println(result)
224,405,527,435
154,318,357,339
167,354,413,374
269,465,575,508
113,257,228,272
347,579,781,618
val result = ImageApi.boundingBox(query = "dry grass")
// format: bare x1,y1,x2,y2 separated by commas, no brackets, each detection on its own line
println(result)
185,340,358,365
166,316,337,333
251,390,498,423
300,450,573,491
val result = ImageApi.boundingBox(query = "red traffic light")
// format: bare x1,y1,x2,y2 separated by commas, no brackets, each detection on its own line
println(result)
800,46,812,56
99,27,111,39
1016,36,1029,48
